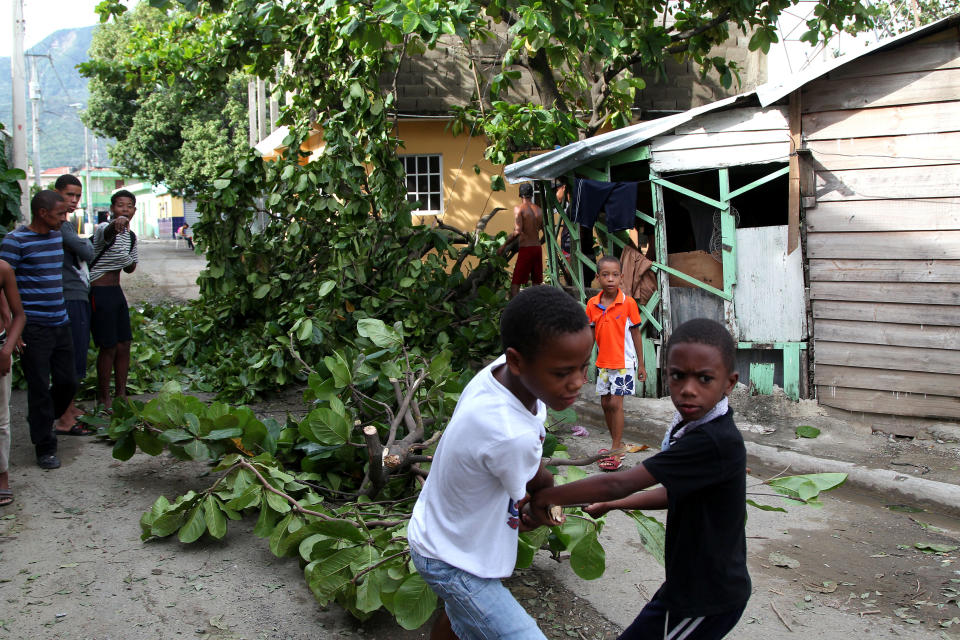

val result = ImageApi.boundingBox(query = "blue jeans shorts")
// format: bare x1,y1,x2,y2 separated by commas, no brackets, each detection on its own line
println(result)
409,549,546,640
596,367,636,396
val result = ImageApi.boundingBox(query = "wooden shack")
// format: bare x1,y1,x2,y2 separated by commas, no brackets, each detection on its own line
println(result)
504,15,960,434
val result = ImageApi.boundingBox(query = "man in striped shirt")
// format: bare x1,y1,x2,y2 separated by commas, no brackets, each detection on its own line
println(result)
89,190,138,413
0,190,78,470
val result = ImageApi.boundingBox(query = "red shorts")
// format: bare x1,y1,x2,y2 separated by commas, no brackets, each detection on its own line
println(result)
512,246,543,285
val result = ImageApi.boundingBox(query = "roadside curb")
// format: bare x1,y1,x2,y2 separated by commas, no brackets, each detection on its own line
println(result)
742,442,960,518
573,400,960,519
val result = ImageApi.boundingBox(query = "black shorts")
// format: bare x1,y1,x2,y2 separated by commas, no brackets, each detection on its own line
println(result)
90,286,132,348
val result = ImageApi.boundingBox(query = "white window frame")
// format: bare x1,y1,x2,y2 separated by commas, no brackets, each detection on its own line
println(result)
400,154,443,216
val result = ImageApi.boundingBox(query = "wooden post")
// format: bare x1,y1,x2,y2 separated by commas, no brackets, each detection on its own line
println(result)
540,181,560,288
718,168,738,340
650,171,672,389
782,343,801,401
788,90,801,254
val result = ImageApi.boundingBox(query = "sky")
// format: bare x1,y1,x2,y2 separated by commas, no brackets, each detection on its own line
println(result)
0,0,112,57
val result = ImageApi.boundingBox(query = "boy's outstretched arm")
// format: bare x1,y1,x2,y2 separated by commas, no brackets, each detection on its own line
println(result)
584,486,668,518
530,463,659,523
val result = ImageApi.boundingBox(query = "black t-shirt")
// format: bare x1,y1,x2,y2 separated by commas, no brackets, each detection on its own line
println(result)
642,409,751,617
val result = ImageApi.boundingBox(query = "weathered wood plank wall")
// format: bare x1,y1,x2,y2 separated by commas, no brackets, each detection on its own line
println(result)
650,106,791,172
802,29,960,431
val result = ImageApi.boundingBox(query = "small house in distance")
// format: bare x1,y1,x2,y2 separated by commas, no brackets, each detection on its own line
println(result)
506,15,960,435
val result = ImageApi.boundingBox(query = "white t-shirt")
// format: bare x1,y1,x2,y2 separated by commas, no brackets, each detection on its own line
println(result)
407,355,546,578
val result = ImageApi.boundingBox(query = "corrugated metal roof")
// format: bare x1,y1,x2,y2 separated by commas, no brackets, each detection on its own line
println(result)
503,95,749,183
504,14,960,183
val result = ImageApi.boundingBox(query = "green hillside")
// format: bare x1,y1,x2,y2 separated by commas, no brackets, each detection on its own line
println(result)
0,26,104,171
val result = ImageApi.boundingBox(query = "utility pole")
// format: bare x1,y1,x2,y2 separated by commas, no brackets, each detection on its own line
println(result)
26,54,43,190
83,126,91,227
69,102,92,229
11,0,29,219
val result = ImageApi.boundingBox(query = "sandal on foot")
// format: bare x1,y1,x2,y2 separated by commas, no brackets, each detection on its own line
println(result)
0,489,12,507
55,422,96,436
598,449,622,472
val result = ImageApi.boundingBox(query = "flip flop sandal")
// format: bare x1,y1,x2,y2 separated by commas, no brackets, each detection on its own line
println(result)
598,449,623,471
55,422,96,436
0,489,13,507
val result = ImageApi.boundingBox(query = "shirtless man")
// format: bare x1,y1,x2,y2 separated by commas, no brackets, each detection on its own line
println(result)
504,182,543,298
89,190,138,412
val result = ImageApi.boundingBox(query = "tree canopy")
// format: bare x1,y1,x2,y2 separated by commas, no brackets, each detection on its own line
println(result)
81,3,248,195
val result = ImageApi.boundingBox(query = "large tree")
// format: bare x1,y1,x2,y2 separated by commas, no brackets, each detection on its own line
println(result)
78,0,877,397
82,3,248,195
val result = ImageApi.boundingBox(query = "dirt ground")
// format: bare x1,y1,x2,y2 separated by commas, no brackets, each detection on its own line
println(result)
1,241,958,639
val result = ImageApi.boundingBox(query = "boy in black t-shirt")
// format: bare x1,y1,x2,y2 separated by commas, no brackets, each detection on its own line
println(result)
529,318,750,640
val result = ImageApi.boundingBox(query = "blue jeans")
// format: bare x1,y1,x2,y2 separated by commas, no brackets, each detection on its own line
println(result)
65,299,91,381
409,549,546,640
20,323,77,458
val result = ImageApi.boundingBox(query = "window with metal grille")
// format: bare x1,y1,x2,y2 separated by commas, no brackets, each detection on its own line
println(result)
401,154,442,216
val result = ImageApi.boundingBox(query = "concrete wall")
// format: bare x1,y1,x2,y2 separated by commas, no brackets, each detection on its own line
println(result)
636,30,767,113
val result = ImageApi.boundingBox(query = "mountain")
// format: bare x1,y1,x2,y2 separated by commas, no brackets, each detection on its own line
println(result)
0,25,103,171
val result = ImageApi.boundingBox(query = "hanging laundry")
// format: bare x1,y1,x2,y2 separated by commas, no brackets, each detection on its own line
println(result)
571,178,638,231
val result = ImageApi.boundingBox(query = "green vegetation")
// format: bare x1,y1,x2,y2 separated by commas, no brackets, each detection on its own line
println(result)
80,4,249,196
0,124,26,230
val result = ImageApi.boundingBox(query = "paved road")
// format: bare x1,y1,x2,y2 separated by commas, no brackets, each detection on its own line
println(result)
122,238,204,305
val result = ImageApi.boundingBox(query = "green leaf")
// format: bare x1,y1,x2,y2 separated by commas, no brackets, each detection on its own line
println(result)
915,542,959,553
225,484,261,511
317,280,336,297
133,430,165,456
253,283,272,299
213,179,231,190
625,511,665,566
301,407,352,446
393,572,437,630
183,438,212,460
568,530,605,580
178,504,207,543
356,568,385,613
356,318,403,350
297,318,313,342
746,499,787,513
204,495,227,539
150,511,188,538
311,519,366,543
265,490,292,514
795,425,821,439
112,435,136,461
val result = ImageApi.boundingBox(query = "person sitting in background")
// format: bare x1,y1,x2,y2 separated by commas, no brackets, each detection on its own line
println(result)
176,223,194,250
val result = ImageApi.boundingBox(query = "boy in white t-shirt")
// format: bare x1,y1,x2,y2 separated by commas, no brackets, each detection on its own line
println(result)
407,286,593,640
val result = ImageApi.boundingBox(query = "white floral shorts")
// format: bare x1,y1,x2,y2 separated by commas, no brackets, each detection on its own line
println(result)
596,367,636,396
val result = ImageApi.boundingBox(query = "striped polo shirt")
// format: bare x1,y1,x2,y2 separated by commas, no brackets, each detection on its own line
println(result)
0,226,69,326
90,222,138,283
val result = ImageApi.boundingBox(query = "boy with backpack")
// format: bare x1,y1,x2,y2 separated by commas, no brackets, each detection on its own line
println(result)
89,190,138,413
530,318,751,640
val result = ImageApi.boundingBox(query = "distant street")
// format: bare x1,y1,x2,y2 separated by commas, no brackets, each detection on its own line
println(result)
122,238,204,306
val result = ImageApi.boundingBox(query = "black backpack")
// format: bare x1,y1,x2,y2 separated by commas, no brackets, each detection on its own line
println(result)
89,228,137,269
